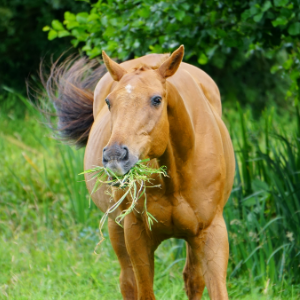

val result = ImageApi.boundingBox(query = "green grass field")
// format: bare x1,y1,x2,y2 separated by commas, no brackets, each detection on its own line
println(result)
1,93,300,299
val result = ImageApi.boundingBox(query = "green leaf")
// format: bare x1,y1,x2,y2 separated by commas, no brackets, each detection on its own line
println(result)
76,12,89,23
241,9,252,20
138,7,150,18
42,26,51,32
270,64,281,74
82,45,91,51
71,39,79,47
217,28,227,38
207,45,218,58
88,47,102,58
51,20,64,31
262,1,272,12
71,28,89,41
174,10,185,21
274,0,289,7
181,3,190,11
133,39,140,49
58,30,70,38
64,11,76,21
283,57,293,70
288,22,300,35
65,20,79,30
101,15,108,27
149,44,163,53
48,30,57,40
87,13,99,21
198,53,208,65
103,26,115,38
249,6,260,16
253,12,264,23
107,40,119,51
251,179,269,192
109,18,118,27
272,16,288,27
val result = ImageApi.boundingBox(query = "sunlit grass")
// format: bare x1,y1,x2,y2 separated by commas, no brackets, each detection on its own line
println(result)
1,224,298,299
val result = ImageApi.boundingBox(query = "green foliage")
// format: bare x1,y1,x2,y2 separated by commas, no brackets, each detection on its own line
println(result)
45,0,300,105
0,0,89,93
223,104,300,284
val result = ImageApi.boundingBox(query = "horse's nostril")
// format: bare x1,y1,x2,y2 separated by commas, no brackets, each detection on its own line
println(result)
103,144,130,163
122,146,129,161
103,147,109,164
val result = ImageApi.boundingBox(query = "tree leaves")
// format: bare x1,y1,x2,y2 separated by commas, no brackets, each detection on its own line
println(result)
44,0,300,60
44,0,300,103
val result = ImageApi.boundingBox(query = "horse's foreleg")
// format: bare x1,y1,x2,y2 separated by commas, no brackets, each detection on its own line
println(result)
108,218,138,300
183,242,205,300
124,214,157,300
187,213,229,300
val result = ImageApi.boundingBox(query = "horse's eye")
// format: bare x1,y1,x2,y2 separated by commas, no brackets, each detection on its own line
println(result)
105,98,110,110
151,96,162,106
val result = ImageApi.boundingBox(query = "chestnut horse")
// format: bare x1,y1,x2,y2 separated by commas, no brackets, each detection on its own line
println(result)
47,45,235,299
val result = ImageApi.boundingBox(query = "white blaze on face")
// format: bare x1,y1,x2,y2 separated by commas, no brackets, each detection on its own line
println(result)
125,84,133,94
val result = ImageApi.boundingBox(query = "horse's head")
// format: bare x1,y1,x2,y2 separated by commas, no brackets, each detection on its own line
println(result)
101,46,184,176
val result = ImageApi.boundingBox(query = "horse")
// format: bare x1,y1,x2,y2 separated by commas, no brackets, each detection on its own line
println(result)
45,45,235,300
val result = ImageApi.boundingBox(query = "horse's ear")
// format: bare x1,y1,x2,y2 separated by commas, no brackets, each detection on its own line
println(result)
157,45,184,79
102,50,127,81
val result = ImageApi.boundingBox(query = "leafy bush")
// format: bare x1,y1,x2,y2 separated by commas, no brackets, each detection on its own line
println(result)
45,0,300,108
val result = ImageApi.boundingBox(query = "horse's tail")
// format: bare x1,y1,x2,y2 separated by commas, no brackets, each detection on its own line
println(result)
40,56,107,147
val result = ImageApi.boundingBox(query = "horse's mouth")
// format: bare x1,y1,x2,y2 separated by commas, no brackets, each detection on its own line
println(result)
107,174,129,188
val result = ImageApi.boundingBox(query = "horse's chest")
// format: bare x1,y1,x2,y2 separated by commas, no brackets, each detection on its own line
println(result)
138,193,200,237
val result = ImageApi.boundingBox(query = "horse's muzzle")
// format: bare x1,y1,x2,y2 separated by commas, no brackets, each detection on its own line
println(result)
102,144,138,176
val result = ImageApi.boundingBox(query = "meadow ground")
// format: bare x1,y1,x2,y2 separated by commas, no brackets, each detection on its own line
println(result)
1,95,299,299
1,225,297,300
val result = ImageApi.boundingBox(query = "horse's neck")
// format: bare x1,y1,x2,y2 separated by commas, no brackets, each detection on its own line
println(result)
158,82,195,193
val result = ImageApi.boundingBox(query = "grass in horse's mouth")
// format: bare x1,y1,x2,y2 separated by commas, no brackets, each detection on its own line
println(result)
81,159,168,249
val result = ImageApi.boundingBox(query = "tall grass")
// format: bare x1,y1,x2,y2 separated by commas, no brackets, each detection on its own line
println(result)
0,90,97,233
224,103,300,287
